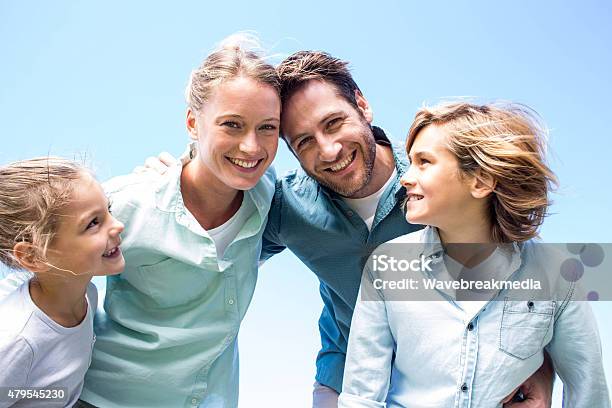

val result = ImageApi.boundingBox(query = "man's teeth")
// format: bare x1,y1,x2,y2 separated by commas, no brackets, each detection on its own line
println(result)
329,152,355,172
228,157,259,168
407,194,424,201
103,247,117,257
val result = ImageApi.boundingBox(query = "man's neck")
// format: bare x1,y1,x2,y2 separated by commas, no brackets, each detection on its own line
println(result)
347,143,395,199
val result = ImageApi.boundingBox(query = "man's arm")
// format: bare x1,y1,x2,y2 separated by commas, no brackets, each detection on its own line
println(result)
502,353,554,407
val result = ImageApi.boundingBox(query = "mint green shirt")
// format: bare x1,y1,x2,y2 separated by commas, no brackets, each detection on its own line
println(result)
81,161,276,408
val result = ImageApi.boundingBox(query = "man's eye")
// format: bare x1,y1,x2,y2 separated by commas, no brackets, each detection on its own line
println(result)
222,121,240,129
296,136,313,150
326,118,341,130
86,218,99,230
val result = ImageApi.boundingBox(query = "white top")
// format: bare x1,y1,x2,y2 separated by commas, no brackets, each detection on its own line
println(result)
207,195,256,259
0,278,97,408
342,169,397,230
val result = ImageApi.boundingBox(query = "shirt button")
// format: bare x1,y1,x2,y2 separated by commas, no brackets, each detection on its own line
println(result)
461,383,468,392
228,299,234,305
191,398,198,405
467,322,474,331
347,210,354,217
527,300,534,309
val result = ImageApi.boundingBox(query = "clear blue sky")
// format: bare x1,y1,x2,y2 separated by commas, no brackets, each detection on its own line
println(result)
1,1,611,406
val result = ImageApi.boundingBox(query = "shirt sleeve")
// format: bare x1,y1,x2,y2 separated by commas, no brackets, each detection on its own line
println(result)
260,181,286,261
338,268,395,408
545,289,611,407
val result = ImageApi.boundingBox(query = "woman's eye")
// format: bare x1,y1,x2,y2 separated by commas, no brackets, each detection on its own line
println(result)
420,158,430,165
259,124,277,131
86,218,100,230
222,121,240,129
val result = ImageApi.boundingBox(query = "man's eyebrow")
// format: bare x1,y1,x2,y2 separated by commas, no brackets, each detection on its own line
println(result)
318,111,344,126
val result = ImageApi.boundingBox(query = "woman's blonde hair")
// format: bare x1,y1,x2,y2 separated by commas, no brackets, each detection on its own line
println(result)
185,32,281,112
0,157,88,270
407,102,558,243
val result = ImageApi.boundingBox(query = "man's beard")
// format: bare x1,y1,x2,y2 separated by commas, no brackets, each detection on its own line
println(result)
305,125,377,197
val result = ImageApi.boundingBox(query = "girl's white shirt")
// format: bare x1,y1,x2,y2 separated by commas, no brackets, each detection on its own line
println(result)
0,278,97,408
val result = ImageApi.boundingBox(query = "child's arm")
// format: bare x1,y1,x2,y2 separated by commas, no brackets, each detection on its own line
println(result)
0,337,33,407
338,274,395,408
546,295,610,407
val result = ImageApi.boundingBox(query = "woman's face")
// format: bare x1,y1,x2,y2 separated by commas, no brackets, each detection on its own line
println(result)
188,76,281,191
400,125,476,229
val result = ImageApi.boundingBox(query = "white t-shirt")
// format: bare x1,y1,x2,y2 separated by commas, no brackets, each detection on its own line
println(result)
342,169,397,230
207,195,256,259
0,278,97,408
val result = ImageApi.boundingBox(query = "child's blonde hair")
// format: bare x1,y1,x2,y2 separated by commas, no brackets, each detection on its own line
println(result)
0,157,88,270
407,102,558,243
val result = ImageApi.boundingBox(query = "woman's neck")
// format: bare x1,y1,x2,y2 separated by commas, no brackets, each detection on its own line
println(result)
180,160,243,230
29,275,91,328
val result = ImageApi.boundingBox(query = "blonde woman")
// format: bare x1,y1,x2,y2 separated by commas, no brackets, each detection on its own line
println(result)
339,102,609,407
79,35,281,408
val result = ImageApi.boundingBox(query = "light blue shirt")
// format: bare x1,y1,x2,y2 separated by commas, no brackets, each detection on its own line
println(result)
81,161,276,408
340,227,610,408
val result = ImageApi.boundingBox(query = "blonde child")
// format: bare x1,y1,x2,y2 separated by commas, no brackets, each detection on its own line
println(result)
0,158,124,407
339,102,610,407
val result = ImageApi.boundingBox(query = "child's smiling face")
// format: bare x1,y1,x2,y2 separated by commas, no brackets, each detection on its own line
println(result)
45,173,125,278
400,124,477,229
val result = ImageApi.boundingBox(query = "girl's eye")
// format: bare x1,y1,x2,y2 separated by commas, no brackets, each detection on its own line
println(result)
222,121,240,129
86,218,100,230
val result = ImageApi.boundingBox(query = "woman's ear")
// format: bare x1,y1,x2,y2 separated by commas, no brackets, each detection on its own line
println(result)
186,109,198,141
12,242,48,273
470,169,496,199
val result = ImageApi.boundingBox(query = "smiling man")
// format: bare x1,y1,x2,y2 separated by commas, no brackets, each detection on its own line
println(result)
261,51,555,408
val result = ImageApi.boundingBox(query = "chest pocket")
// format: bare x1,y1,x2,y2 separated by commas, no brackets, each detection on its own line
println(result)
137,258,220,308
499,299,555,360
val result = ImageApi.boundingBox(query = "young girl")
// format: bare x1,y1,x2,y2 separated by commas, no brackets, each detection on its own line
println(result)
79,34,280,408
339,102,610,407
0,158,124,407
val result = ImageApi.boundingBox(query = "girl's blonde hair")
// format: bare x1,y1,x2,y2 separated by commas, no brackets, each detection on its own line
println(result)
0,157,88,270
407,102,558,243
185,32,281,112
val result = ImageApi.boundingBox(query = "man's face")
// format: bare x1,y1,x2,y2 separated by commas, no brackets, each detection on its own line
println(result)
281,80,377,197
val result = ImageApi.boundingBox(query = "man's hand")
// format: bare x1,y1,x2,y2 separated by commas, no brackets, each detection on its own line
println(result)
133,152,178,175
502,354,554,407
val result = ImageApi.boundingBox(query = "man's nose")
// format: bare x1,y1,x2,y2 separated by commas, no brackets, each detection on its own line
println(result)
317,136,342,162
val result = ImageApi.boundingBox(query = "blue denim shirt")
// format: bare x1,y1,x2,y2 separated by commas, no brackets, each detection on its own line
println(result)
339,226,610,408
261,127,423,392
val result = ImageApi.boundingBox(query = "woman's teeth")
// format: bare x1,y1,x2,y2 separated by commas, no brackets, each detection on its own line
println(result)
407,194,424,201
228,157,259,168
329,151,356,172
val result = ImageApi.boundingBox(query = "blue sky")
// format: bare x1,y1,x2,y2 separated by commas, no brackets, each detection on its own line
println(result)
1,1,611,405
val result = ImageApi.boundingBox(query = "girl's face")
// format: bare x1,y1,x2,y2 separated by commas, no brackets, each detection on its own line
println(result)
187,76,281,192
46,174,125,278
400,125,477,229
